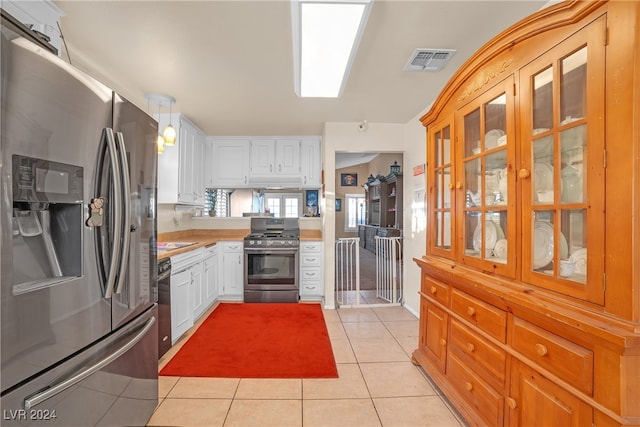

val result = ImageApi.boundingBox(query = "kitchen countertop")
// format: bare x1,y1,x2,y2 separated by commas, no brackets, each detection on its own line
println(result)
157,229,323,259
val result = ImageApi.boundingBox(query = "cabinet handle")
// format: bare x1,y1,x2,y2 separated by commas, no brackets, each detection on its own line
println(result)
439,338,447,347
535,343,548,356
430,286,437,294
467,306,476,316
279,164,282,172
448,183,454,190
456,182,462,189
464,382,473,392
270,164,273,173
518,168,531,179
506,397,518,409
466,342,475,353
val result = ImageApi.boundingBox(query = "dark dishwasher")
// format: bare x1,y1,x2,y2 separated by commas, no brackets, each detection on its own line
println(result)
157,257,172,358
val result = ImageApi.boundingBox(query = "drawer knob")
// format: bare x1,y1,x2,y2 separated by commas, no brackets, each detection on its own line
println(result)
430,286,437,294
448,183,454,190
519,168,531,179
464,382,473,392
506,397,518,409
440,338,447,347
456,182,463,189
535,343,548,356
467,306,476,316
466,343,475,353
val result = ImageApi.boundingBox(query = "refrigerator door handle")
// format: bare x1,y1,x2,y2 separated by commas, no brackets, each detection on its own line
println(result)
103,128,123,299
114,131,131,295
23,315,156,410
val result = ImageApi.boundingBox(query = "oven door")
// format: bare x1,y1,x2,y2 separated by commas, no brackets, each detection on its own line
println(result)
244,248,298,290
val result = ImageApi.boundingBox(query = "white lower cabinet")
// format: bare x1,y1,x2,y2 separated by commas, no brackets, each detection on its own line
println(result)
170,247,204,344
169,268,192,344
203,245,219,307
299,241,323,300
220,241,244,300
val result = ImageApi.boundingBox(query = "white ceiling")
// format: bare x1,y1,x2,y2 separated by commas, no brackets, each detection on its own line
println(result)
54,1,549,136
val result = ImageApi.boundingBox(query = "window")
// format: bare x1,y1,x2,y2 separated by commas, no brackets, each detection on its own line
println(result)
345,194,365,232
204,189,230,217
265,193,303,218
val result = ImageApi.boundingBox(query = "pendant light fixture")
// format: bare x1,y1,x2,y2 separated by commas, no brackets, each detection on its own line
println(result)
144,93,176,153
162,98,177,146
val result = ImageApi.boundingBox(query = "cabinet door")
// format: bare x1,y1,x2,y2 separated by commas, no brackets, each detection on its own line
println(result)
192,130,205,204
210,139,250,187
250,139,276,176
190,262,204,320
222,243,243,297
204,251,219,306
456,76,516,278
170,268,193,343
428,118,455,258
301,139,321,187
508,360,592,427
275,139,301,177
519,17,605,304
419,298,448,373
177,121,195,204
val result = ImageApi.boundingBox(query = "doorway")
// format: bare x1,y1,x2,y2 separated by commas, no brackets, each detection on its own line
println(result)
334,152,403,307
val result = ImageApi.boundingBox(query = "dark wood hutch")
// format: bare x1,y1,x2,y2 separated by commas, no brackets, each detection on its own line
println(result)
359,173,403,252
413,1,640,426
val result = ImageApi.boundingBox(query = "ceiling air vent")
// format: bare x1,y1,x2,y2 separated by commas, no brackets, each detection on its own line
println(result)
404,48,456,72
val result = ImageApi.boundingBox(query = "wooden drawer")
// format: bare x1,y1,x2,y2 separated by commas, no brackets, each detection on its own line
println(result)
448,352,504,427
451,289,507,343
422,276,450,306
450,318,506,390
511,317,593,395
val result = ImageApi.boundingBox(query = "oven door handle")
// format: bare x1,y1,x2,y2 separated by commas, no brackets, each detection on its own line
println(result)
244,248,298,255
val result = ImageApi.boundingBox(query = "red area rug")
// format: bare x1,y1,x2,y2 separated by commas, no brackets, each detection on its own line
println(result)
159,303,338,378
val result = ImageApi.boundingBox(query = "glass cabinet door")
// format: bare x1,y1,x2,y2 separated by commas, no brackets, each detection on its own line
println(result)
429,119,454,257
520,16,605,304
456,77,515,277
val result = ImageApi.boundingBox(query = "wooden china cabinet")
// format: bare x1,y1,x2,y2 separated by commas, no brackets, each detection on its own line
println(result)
413,2,640,426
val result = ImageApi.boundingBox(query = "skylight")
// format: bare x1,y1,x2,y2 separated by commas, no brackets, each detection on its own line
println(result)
291,0,373,98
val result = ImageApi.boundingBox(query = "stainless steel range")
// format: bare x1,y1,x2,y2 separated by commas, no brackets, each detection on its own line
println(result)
244,218,299,303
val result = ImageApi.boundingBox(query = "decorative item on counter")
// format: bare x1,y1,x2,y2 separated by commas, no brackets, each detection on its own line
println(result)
305,189,319,216
390,161,401,175
367,174,375,183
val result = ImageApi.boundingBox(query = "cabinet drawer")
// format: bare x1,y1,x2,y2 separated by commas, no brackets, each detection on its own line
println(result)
422,276,450,306
300,254,321,267
222,241,243,252
451,289,506,343
511,317,593,395
300,268,321,281
450,318,506,390
447,353,504,427
300,281,322,295
300,242,322,252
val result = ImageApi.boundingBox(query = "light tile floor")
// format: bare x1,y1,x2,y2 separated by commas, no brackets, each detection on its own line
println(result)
148,304,466,427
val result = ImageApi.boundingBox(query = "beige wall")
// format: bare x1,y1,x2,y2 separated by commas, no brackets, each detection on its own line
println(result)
334,163,367,239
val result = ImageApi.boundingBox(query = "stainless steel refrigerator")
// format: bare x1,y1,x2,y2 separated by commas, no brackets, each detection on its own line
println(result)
1,13,159,427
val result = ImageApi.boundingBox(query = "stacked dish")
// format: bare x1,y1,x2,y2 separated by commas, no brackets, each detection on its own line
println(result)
532,221,568,269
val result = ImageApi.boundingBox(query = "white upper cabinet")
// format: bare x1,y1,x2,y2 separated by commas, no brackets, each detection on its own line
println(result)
206,136,321,189
249,139,301,185
300,138,321,188
206,138,251,188
157,113,205,205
